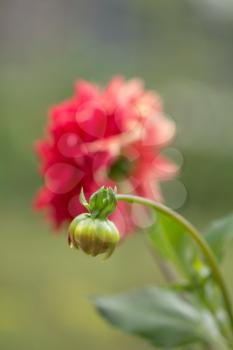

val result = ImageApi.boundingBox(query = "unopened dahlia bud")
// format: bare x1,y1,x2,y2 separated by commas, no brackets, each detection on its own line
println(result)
68,187,120,258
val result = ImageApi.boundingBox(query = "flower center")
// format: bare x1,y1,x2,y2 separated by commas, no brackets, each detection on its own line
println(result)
108,156,134,181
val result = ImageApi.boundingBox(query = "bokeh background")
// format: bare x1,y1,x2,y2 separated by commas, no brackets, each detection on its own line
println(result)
1,1,233,349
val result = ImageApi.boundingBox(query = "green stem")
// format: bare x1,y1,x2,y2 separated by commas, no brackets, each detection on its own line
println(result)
116,194,233,332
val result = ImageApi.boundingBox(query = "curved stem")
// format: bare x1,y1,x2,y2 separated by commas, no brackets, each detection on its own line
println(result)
116,193,233,331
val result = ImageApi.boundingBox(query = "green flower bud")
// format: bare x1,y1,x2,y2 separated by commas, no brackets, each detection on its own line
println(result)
68,187,120,258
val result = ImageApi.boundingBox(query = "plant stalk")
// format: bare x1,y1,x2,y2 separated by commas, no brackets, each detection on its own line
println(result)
116,194,233,332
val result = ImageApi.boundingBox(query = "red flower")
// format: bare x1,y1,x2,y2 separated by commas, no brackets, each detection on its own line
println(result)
35,76,177,236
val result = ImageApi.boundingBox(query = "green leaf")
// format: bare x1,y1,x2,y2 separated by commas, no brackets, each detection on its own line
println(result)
205,214,233,261
148,212,196,276
93,287,222,348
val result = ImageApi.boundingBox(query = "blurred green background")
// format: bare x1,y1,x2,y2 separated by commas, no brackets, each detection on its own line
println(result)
1,1,233,349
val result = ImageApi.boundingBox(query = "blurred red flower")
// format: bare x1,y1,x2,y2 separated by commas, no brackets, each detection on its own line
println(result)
35,76,177,236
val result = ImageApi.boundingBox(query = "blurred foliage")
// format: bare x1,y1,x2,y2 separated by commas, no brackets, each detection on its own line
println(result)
1,0,233,349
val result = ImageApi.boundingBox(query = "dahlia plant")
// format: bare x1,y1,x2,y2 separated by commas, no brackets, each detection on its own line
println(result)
35,77,233,349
